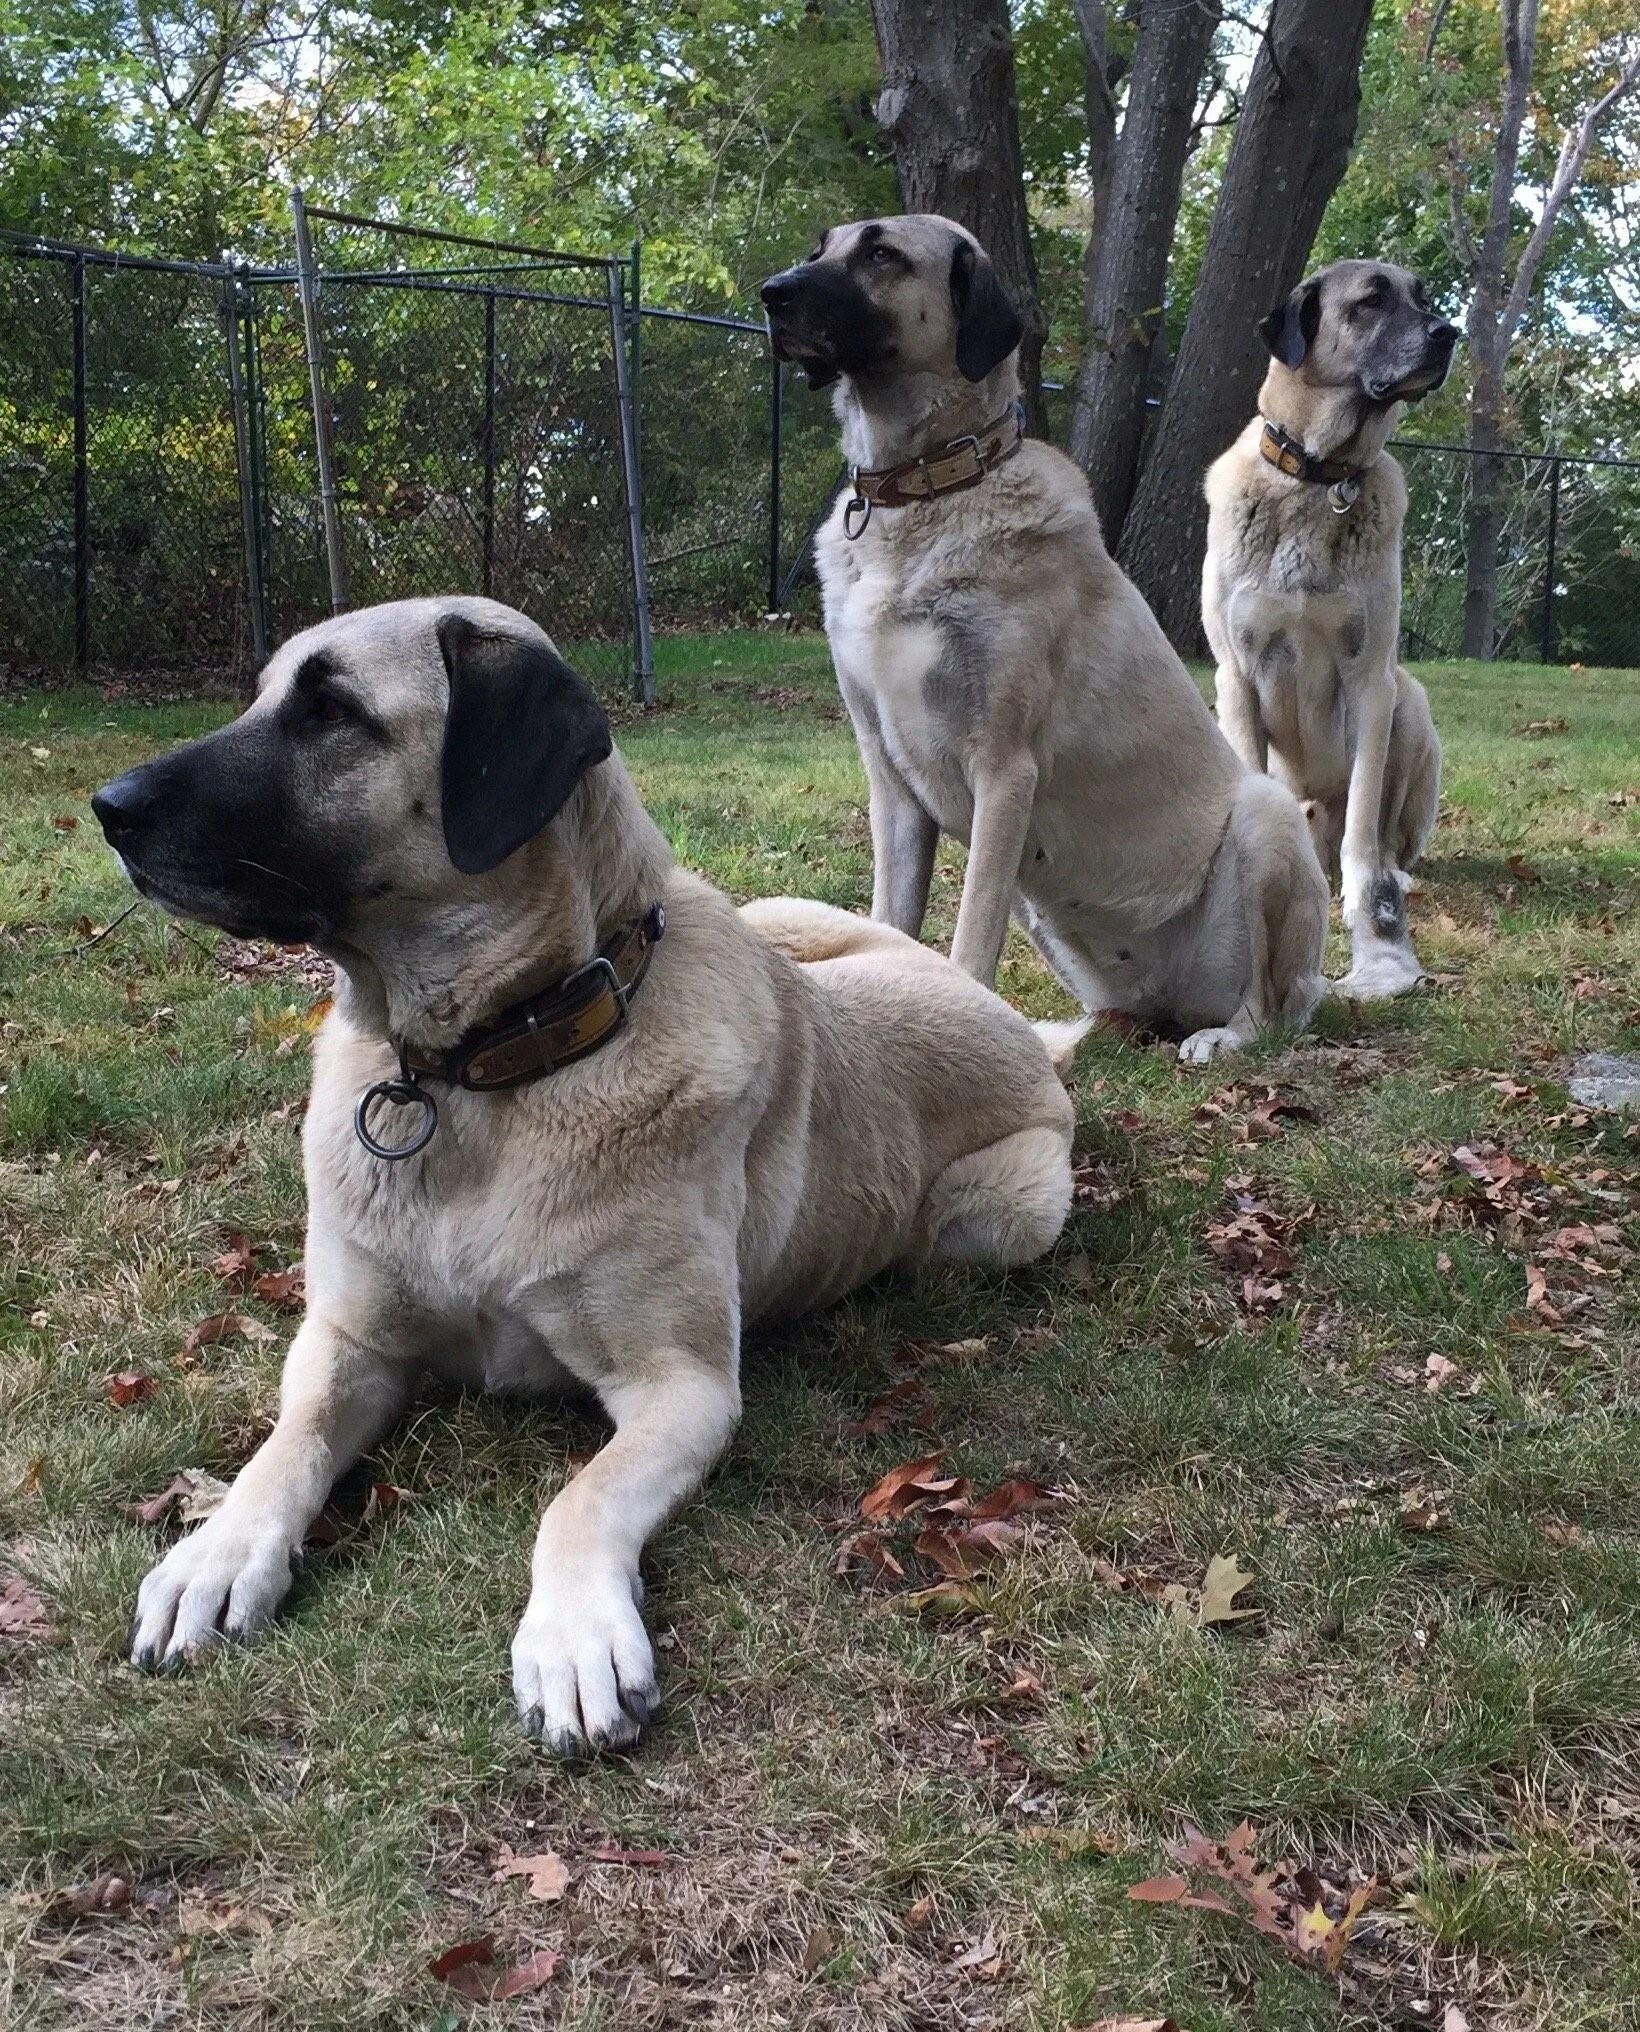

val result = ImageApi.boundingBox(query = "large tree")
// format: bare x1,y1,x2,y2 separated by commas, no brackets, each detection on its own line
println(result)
1118,0,1374,651
1456,2,1640,656
1066,0,1221,545
868,0,1048,421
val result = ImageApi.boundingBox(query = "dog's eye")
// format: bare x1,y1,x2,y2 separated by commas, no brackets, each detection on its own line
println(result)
302,687,357,732
869,246,896,265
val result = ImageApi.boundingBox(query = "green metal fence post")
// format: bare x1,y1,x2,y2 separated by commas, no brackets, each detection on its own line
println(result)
70,257,89,669
1541,453,1560,666
224,263,269,667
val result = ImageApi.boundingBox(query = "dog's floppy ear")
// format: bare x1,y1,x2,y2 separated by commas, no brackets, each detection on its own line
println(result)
1258,277,1323,370
436,611,612,874
950,239,1023,383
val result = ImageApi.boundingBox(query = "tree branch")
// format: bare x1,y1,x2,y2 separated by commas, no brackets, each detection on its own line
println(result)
1422,0,1453,65
1498,40,1640,350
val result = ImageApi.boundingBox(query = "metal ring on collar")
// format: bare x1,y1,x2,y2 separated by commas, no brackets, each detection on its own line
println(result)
843,489,871,540
354,1075,439,1160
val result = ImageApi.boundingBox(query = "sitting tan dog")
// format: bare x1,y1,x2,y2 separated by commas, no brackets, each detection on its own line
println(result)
92,597,1076,1756
1203,260,1455,996
761,214,1329,1063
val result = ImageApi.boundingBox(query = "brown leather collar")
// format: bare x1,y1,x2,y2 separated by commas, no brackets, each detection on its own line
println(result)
844,403,1024,537
354,905,666,1159
1259,418,1366,510
406,904,666,1089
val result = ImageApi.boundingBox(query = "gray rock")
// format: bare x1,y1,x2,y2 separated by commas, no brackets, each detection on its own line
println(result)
1567,1053,1640,1111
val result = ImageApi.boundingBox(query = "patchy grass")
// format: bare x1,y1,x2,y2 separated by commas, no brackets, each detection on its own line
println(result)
1,637,1637,2031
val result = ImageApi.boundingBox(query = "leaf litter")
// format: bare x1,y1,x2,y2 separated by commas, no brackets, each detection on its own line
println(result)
836,1450,1070,1605
1128,1819,1376,1976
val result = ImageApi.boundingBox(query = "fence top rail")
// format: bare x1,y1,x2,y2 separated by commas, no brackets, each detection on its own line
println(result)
0,226,233,280
299,205,618,275
636,303,765,335
1391,436,1640,475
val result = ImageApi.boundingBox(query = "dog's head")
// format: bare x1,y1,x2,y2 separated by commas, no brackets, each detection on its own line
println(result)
91,597,612,947
759,214,1023,391
1258,260,1458,405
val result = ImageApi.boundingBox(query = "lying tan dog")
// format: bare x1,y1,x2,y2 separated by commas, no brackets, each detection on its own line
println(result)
1203,260,1455,997
760,213,1329,1063
92,597,1075,1756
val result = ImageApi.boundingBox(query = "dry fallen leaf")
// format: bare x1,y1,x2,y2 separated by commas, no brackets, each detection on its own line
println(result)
178,1311,277,1365
1524,1263,1564,1327
121,1468,231,1529
1424,1353,1460,1392
1400,1488,1451,1533
859,1453,956,1523
491,1948,561,1999
914,1518,1023,1580
950,1929,1005,1979
1196,1553,1259,1628
834,1530,907,1581
585,1844,673,1867
1132,1820,1376,1975
108,1370,158,1408
38,1873,131,1924
1073,2019,1181,2032
1128,1874,1193,1903
251,1265,306,1310
210,1232,259,1287
493,1844,570,1903
0,1576,57,1642
801,1924,836,1973
904,1895,935,1931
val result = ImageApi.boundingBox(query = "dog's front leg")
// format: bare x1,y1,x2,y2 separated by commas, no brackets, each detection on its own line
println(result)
950,756,1038,985
1215,661,1268,774
1336,669,1422,997
863,745,939,936
130,1310,411,1668
513,1308,740,1758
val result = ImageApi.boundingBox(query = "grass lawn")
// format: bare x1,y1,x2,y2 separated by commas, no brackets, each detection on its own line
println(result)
1,632,1637,2031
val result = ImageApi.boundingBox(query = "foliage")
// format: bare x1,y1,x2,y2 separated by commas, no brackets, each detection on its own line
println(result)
1319,0,1640,455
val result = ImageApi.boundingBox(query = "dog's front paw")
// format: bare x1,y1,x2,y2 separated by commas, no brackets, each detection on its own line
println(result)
1332,942,1425,1001
1178,1025,1245,1065
130,1519,293,1670
512,1569,659,1759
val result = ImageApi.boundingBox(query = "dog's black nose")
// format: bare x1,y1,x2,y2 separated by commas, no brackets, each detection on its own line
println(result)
760,271,801,312
91,768,156,841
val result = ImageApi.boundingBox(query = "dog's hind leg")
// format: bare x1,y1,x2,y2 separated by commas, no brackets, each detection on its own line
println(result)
740,896,921,966
919,1124,1073,1268
1382,671,1441,877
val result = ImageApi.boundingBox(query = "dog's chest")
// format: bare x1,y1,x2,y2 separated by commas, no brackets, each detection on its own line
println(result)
823,550,978,829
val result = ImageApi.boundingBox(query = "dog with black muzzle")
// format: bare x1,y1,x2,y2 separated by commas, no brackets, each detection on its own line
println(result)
94,595,1079,1756
1203,260,1459,998
762,214,1329,1063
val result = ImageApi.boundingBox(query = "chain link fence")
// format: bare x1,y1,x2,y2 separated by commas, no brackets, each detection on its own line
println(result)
3,216,1637,689
1396,440,1640,667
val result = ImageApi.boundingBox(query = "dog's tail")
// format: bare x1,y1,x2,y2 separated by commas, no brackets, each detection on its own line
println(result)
1033,1015,1095,1083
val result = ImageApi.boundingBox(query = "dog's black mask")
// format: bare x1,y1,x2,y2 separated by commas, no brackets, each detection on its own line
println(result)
90,618,613,944
91,665,358,943
759,261,895,390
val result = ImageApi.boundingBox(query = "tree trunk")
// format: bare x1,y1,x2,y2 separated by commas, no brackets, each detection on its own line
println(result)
870,0,1047,426
1460,349,1507,656
1069,0,1220,547
1118,0,1374,652
1461,0,1536,658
